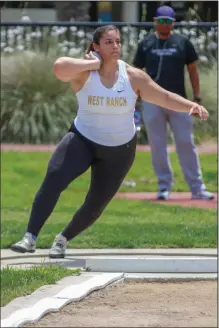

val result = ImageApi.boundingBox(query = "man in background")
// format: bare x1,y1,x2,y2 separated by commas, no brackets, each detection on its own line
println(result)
133,5,214,200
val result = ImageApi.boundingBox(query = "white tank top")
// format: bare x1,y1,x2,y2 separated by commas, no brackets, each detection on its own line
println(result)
74,60,137,146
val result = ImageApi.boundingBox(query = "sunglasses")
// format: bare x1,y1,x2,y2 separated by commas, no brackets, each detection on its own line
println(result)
157,18,173,24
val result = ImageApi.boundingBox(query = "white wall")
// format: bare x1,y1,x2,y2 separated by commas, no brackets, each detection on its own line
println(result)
122,2,138,23
1,9,56,22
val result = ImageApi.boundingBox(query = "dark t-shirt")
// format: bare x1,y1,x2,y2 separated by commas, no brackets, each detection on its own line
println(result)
133,33,198,98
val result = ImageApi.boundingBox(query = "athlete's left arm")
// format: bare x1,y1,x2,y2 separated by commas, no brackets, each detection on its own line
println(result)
127,65,208,121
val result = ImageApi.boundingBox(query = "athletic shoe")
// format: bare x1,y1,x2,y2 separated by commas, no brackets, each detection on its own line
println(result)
157,189,170,200
192,190,215,200
49,234,67,259
10,232,36,253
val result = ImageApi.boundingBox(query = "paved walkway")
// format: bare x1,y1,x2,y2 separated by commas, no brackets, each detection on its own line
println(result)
2,248,217,260
2,247,217,270
1,247,217,271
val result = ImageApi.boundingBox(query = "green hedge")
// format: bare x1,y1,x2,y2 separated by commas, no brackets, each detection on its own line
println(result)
1,51,217,144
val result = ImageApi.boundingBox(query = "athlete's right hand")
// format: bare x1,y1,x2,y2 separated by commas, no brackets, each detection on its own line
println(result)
84,51,101,70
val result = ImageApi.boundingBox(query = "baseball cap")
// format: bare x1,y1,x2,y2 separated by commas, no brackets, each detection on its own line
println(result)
155,6,175,20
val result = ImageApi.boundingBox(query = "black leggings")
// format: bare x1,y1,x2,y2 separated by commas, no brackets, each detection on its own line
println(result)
27,125,137,241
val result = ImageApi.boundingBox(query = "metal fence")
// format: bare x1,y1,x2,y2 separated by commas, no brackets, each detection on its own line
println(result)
0,21,218,66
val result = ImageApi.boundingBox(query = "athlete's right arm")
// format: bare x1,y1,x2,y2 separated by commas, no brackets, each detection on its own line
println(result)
53,54,101,82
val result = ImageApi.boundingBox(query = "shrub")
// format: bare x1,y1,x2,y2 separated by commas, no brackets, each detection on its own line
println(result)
1,51,78,144
185,65,217,143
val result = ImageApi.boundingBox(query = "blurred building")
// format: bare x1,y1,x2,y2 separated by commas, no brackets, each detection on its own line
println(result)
0,1,217,22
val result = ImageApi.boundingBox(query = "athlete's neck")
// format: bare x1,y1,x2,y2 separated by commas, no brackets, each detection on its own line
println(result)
98,60,118,78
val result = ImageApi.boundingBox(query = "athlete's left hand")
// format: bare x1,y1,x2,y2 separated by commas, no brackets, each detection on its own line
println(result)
189,104,209,121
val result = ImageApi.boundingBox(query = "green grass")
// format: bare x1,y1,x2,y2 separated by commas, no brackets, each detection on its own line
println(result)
1,151,217,249
1,266,80,306
1,151,217,196
2,202,216,249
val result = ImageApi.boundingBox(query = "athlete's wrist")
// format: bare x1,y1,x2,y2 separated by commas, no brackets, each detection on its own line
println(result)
84,59,100,71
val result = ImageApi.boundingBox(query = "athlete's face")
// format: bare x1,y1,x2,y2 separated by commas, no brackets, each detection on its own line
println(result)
94,29,121,60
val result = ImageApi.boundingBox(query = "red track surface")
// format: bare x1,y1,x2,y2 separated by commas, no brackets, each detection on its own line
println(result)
116,192,217,209
1,143,217,153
